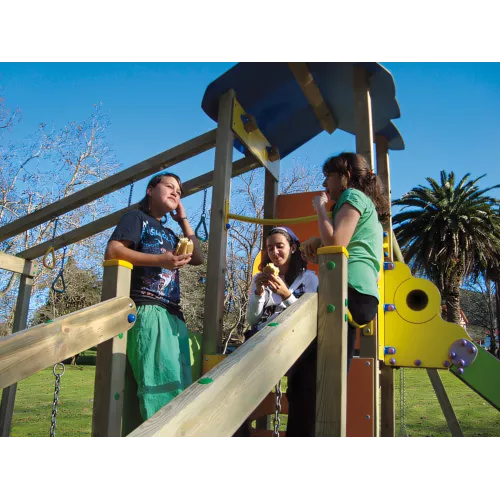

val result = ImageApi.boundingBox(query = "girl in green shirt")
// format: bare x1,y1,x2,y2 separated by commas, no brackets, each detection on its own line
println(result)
288,153,389,437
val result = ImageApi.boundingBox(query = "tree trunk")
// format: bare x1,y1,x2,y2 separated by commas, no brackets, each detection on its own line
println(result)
444,286,461,324
496,281,500,358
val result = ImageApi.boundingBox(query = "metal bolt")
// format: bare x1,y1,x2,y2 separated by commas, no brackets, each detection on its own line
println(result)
365,361,371,366
457,367,464,375
365,415,371,420
449,351,456,359
414,359,421,367
364,327,371,334
129,303,134,308
461,339,468,347
443,360,451,368
389,358,396,365
458,359,465,367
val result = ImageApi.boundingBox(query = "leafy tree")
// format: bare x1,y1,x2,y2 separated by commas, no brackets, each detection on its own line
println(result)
393,171,500,323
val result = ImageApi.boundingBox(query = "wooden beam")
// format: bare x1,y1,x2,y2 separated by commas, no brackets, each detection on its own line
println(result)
0,274,33,436
353,66,375,168
0,297,136,390
316,247,348,436
263,168,280,244
17,156,260,261
92,261,132,437
376,135,395,437
0,130,217,243
128,293,318,437
427,369,464,436
288,63,337,134
0,252,38,277
203,90,235,356
353,64,379,435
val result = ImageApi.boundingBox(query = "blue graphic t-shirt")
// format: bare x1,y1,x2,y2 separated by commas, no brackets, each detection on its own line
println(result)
109,210,183,320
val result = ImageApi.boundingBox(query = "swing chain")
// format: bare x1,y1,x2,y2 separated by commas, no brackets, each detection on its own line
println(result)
50,363,65,437
128,183,134,207
201,189,207,217
273,379,282,437
398,368,409,437
51,218,59,241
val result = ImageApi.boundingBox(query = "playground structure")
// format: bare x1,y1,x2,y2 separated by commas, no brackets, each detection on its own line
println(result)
1,62,499,437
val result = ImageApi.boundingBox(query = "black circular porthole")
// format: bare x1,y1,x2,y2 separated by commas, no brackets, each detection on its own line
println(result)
406,289,428,311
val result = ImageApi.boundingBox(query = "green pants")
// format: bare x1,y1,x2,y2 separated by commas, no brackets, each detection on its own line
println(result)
123,304,192,434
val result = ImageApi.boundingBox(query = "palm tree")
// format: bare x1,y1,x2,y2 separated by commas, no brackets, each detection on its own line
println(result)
392,171,500,324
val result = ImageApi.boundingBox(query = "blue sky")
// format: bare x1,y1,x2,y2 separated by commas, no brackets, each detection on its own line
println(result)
1,62,500,221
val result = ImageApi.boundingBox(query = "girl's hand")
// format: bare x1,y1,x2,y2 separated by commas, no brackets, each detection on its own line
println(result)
312,193,329,213
254,273,270,296
158,251,192,270
267,274,291,300
300,236,322,264
170,200,187,224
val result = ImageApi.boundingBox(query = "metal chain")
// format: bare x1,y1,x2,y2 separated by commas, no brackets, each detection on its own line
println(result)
50,363,65,437
51,218,59,241
398,368,409,437
128,183,134,207
201,189,207,217
273,380,283,437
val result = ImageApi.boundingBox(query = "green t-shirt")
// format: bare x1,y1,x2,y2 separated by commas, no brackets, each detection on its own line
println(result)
332,188,382,300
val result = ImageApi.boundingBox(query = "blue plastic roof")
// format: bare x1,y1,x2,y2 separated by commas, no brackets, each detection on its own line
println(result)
201,62,405,158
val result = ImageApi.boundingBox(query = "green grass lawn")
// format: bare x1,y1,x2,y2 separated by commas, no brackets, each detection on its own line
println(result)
10,365,499,437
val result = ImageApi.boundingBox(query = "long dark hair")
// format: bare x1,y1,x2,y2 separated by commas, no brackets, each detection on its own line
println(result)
260,227,307,286
138,172,183,216
322,153,390,223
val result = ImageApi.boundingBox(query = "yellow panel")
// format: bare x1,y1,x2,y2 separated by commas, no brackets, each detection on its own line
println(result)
317,246,349,258
377,259,385,360
202,354,227,374
383,262,472,368
231,99,280,181
103,259,133,269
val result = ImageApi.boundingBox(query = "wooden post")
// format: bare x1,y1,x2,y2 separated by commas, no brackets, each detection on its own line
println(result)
92,260,132,437
376,135,395,437
316,246,348,436
353,65,380,436
0,274,33,437
263,168,280,243
203,90,235,356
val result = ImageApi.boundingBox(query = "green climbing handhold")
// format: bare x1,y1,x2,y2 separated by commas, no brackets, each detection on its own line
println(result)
198,378,213,384
118,333,124,339
114,392,120,400
327,261,336,270
345,314,348,322
327,304,335,313
345,299,348,306
268,322,279,326
46,320,54,323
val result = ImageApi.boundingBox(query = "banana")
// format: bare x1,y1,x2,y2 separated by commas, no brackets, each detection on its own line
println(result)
174,237,194,256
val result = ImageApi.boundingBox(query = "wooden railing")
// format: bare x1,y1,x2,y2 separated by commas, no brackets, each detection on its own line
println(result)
0,296,136,390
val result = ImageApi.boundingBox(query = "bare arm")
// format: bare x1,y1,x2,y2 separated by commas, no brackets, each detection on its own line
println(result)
105,240,191,270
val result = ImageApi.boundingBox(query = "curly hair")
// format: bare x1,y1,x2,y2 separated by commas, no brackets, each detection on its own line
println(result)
322,152,390,223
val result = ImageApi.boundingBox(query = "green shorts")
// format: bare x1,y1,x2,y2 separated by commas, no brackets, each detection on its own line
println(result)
124,304,192,430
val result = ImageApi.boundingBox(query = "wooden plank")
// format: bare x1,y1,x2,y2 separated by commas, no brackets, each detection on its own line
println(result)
427,368,464,437
316,247,348,436
263,168,280,244
376,135,395,437
92,262,132,437
128,293,318,437
203,90,235,356
0,130,217,243
353,66,375,168
17,156,260,261
0,297,136,390
0,274,33,436
0,252,38,276
346,358,375,437
376,135,393,260
288,63,337,134
353,64,379,435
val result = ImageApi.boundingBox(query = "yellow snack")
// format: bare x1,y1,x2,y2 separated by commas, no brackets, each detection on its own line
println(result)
263,263,279,276
174,237,194,256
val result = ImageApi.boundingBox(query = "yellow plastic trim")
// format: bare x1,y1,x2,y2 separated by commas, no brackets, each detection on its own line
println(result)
317,246,349,258
348,309,368,329
42,246,56,270
103,259,134,269
227,211,332,226
202,354,227,375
